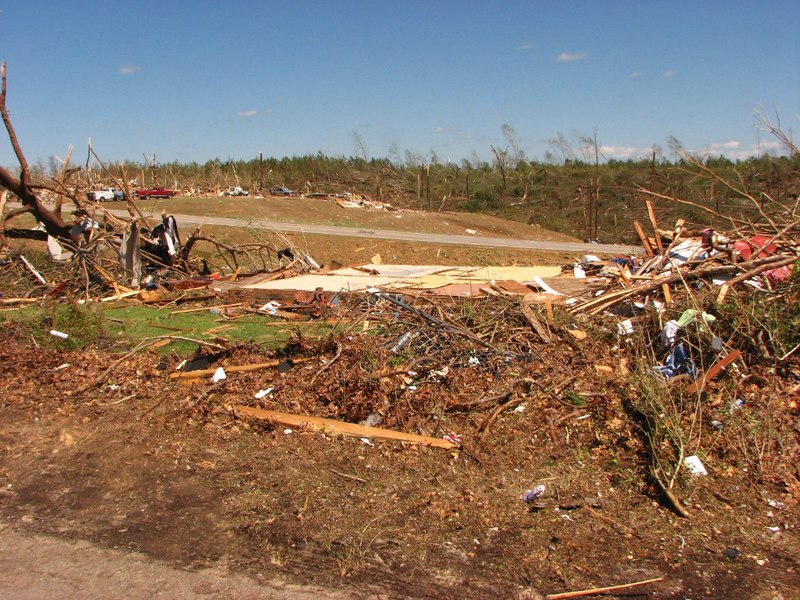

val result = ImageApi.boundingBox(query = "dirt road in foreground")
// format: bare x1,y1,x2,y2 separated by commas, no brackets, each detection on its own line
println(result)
0,523,348,600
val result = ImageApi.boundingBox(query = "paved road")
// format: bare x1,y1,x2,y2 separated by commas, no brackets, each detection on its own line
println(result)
109,209,641,255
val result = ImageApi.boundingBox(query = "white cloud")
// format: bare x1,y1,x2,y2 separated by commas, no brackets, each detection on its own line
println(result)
688,140,791,160
118,65,142,75
600,145,652,161
663,69,676,78
630,71,640,78
435,126,460,134
518,43,535,51
237,110,257,118
711,140,741,150
556,52,587,62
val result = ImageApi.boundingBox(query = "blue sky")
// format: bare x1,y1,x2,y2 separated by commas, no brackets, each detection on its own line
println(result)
1,1,798,168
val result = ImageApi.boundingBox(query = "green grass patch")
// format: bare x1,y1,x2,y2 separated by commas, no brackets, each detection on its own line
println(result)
3,301,341,356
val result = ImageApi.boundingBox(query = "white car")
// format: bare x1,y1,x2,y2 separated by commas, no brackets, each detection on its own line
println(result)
225,186,249,197
87,188,125,202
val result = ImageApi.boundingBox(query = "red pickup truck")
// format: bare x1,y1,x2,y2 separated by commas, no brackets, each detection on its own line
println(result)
135,187,178,199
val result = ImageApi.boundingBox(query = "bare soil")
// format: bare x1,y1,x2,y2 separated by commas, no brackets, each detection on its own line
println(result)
127,195,581,241
0,321,797,599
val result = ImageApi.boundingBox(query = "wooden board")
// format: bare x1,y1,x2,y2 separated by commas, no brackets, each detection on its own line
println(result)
234,405,457,449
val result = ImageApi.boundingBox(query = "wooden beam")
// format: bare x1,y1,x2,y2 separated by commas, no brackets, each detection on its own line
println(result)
234,405,458,450
645,200,665,254
633,220,655,256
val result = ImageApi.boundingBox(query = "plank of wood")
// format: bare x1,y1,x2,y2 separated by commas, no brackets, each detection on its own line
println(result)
0,297,40,305
633,220,655,256
520,297,552,343
645,200,665,254
662,283,672,305
687,350,742,394
170,356,314,379
233,405,457,449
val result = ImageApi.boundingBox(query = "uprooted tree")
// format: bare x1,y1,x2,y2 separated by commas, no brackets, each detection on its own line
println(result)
0,62,309,297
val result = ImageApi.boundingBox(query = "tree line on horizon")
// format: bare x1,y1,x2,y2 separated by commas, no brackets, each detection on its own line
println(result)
22,135,800,244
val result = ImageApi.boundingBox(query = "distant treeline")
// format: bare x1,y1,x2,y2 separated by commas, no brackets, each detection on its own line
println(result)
33,151,800,243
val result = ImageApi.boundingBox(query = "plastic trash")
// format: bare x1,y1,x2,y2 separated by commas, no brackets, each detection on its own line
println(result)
258,301,281,315
390,331,413,353
212,367,227,383
442,433,462,446
617,319,635,336
683,455,707,476
361,413,382,427
659,320,680,347
254,387,273,399
521,485,546,503
654,343,697,379
49,330,69,339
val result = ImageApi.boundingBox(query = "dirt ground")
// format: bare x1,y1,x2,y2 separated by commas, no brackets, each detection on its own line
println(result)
0,316,797,599
132,195,581,244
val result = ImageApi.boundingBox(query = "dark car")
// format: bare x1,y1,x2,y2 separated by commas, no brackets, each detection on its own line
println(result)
270,186,295,196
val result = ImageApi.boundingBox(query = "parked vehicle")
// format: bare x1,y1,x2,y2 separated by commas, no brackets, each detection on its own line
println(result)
225,186,249,196
135,187,178,199
87,188,125,202
270,186,295,196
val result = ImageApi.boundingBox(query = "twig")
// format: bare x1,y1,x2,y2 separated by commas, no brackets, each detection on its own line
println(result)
310,342,342,385
330,469,368,484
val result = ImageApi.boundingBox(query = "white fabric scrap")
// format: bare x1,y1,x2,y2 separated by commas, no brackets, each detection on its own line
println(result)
660,320,680,347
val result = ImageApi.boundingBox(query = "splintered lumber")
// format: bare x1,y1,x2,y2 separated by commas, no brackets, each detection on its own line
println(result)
633,220,655,256
170,356,314,379
234,405,457,449
716,255,797,304
521,293,552,343
1,297,40,305
645,200,665,254
687,350,742,394
570,254,788,315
